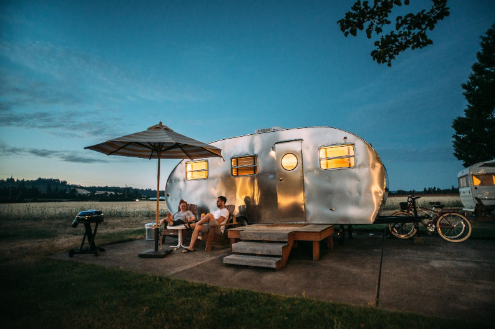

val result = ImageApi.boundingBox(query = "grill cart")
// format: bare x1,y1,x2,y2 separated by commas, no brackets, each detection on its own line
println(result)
69,210,105,257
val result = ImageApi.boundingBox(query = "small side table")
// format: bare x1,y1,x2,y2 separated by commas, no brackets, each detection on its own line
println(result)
165,224,189,249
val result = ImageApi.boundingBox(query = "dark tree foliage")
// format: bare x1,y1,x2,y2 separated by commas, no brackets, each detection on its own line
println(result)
338,0,450,66
452,24,495,167
390,186,458,196
0,177,158,202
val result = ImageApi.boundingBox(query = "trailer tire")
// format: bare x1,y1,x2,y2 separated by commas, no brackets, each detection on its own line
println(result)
389,211,417,239
236,217,248,227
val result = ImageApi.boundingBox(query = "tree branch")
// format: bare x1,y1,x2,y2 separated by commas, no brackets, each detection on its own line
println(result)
338,0,450,66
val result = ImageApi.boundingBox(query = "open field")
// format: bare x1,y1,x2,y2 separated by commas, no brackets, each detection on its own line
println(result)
1,196,493,262
0,195,463,220
0,200,169,220
381,194,463,214
0,201,169,262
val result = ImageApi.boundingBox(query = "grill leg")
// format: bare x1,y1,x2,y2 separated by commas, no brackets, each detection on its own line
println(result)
85,223,96,251
73,222,104,256
78,229,88,252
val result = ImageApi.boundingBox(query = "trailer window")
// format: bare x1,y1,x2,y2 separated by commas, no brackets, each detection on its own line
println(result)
472,174,495,186
319,144,355,170
281,153,298,171
186,160,208,180
232,156,257,176
458,175,470,188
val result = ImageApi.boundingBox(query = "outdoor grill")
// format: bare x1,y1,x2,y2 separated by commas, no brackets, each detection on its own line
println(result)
69,209,105,257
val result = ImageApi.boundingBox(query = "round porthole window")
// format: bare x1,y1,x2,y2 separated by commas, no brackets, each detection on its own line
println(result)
281,153,298,171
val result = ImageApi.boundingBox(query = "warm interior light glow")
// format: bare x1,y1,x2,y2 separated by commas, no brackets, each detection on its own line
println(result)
319,144,354,158
186,171,208,180
320,157,354,169
472,174,495,186
281,153,298,171
186,160,208,180
232,156,257,176
319,144,355,170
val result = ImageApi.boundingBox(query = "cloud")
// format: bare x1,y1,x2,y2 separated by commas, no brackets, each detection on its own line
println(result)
0,40,213,139
0,41,209,105
59,154,108,163
0,141,109,163
0,142,22,155
0,106,120,138
0,68,83,107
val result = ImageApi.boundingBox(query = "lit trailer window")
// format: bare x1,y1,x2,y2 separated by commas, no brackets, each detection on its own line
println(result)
186,160,208,180
231,155,258,176
319,144,355,169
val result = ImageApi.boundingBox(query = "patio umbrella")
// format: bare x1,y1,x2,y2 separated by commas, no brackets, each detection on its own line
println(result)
85,122,223,258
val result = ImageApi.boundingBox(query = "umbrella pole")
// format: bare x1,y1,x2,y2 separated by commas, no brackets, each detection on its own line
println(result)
154,152,160,251
138,151,168,258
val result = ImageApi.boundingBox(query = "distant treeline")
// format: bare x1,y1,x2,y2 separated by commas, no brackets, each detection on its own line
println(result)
389,186,459,196
0,177,460,202
0,177,160,202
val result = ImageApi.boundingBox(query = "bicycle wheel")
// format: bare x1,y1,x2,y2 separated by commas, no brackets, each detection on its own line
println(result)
437,213,472,242
389,211,417,239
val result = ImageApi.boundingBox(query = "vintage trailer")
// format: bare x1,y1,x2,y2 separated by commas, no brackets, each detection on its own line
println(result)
457,159,495,214
165,126,388,225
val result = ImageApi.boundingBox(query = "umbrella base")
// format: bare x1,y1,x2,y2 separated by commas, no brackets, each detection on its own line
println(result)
138,249,172,258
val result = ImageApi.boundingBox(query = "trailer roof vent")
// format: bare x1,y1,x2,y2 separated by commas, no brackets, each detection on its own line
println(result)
255,127,284,134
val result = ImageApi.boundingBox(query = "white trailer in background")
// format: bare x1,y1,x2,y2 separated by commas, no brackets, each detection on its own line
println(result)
458,159,495,218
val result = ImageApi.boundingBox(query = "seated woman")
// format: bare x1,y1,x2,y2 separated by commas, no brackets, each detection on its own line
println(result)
159,199,196,227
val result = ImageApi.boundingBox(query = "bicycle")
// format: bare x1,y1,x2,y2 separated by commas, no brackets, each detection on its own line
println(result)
388,195,472,243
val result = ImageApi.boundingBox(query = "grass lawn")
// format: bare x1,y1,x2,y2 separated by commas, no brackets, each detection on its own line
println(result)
1,258,490,329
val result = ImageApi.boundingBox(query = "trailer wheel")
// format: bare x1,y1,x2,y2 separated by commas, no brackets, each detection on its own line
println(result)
338,226,346,245
388,211,417,239
236,217,248,227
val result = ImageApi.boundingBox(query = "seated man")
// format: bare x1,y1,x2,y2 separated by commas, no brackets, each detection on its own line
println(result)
182,196,229,253
160,199,195,227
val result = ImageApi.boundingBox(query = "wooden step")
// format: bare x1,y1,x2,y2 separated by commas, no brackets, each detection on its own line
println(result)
240,231,289,242
223,254,283,269
232,241,287,256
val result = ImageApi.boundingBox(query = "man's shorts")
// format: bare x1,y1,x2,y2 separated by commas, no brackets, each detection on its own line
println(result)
201,218,221,234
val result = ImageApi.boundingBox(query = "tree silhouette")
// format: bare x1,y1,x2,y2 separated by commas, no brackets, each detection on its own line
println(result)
452,24,495,167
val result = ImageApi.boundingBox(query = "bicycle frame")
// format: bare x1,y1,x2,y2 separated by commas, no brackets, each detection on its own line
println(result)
402,196,444,234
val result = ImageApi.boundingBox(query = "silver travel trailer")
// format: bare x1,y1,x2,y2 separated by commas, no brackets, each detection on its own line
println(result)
457,159,495,216
165,127,388,225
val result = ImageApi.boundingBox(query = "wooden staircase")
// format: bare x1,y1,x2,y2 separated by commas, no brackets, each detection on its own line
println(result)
223,231,294,270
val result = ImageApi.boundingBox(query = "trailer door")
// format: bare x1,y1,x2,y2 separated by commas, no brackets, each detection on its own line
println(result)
275,140,306,222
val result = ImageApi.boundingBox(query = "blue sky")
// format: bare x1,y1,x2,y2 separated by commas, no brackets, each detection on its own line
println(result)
0,0,494,191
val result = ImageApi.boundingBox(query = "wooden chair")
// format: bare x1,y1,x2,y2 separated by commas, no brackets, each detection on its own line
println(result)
160,204,197,245
202,204,237,252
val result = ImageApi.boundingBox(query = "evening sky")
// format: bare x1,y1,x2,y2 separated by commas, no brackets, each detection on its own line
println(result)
1,0,494,191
